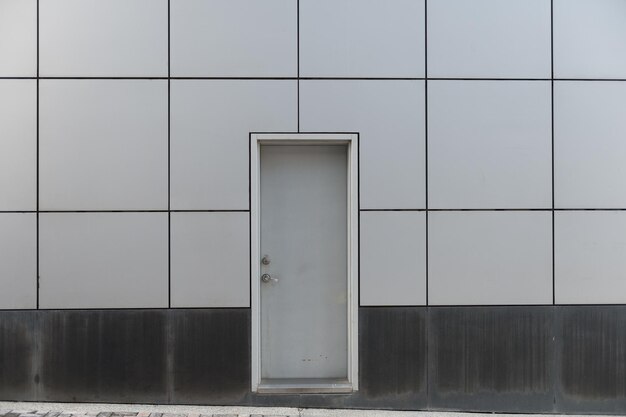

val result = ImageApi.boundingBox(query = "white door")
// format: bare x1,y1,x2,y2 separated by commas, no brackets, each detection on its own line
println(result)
258,144,350,392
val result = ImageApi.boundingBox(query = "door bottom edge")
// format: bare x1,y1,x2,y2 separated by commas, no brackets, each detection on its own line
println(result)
257,378,354,394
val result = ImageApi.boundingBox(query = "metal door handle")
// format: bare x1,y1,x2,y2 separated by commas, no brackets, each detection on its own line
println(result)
261,273,278,283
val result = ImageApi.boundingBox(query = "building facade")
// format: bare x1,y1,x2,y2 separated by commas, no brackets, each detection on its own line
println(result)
1,0,626,412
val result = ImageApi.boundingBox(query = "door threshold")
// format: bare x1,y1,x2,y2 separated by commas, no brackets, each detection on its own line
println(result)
257,378,353,394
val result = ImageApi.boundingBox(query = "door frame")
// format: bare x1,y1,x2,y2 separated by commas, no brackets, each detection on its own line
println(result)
250,132,359,393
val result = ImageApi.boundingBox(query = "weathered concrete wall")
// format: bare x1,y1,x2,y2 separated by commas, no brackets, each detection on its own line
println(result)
1,307,626,413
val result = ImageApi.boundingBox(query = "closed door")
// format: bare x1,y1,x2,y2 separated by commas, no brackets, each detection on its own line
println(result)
259,144,348,387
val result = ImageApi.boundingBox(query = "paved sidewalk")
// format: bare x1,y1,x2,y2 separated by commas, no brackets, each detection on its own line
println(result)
0,411,287,417
0,402,612,417
0,402,424,417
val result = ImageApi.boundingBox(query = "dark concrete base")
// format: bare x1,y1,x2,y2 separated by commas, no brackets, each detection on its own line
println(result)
1,306,626,413
556,306,626,414
39,310,169,403
0,311,37,401
170,309,249,404
428,307,555,413
0,309,250,406
357,307,426,408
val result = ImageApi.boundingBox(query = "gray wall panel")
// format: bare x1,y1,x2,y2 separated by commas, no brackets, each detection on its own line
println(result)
554,82,626,209
39,213,169,309
427,0,551,78
39,0,168,76
429,212,552,305
170,212,250,308
0,80,37,211
39,80,168,211
555,211,626,304
0,0,37,76
0,214,37,310
360,212,426,306
428,81,552,209
170,0,296,77
554,0,626,78
300,0,424,78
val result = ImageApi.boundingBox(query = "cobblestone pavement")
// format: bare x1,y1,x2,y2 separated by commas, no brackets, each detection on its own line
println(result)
0,404,427,417
0,412,295,417
0,406,600,417
0,411,305,417
8,403,602,417
0,405,427,417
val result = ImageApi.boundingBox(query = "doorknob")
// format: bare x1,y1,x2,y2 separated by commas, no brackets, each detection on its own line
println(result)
261,273,278,283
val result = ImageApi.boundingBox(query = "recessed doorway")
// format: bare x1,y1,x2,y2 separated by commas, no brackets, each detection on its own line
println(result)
250,133,359,394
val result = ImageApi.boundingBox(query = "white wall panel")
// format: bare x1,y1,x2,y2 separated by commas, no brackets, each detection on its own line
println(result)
39,80,168,210
0,214,36,309
171,0,296,77
427,0,551,78
39,213,168,309
300,0,424,78
429,81,552,209
171,212,249,308
554,0,626,78
556,211,626,304
40,0,167,76
0,80,36,211
360,211,425,306
170,80,297,210
300,80,425,209
429,211,552,305
555,82,626,208
2,0,625,315
0,0,36,76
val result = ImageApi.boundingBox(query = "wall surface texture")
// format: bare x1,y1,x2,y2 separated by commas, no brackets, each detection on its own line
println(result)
1,0,626,412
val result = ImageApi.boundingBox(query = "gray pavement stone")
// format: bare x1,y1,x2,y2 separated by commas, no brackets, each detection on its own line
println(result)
250,415,295,417
11,402,577,417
